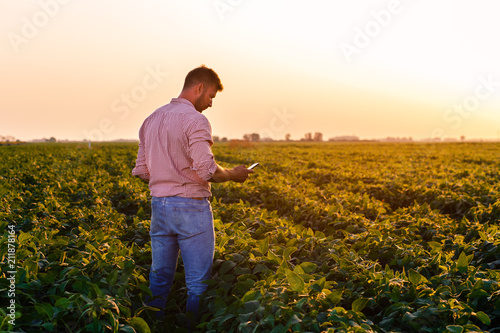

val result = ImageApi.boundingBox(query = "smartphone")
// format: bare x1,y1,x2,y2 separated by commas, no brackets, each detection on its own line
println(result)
247,163,259,170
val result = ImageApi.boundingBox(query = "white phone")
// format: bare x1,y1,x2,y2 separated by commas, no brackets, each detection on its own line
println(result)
247,163,259,170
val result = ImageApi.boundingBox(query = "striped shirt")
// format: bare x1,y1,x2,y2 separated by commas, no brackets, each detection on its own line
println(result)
132,98,218,198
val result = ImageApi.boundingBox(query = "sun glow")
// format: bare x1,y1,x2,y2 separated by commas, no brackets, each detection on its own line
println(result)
1,0,499,142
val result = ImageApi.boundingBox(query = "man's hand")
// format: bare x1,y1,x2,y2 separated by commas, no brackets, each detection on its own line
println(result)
209,164,254,183
229,165,254,183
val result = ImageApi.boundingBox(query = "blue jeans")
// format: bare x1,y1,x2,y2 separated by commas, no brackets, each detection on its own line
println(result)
148,196,215,318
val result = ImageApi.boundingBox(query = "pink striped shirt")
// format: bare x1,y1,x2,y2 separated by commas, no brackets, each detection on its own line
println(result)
132,98,218,198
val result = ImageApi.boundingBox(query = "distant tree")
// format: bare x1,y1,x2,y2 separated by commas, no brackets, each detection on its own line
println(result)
221,137,228,142
251,133,260,142
2,135,15,142
243,133,260,142
460,135,466,141
313,132,323,142
302,132,312,141
285,133,291,141
213,136,220,142
48,137,56,142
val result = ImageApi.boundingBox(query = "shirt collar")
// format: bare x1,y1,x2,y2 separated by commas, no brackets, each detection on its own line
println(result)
170,97,195,109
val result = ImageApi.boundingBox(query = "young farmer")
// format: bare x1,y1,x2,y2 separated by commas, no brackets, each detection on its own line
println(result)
132,65,253,323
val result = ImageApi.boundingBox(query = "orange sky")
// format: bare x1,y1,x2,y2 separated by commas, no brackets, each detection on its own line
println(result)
1,1,499,141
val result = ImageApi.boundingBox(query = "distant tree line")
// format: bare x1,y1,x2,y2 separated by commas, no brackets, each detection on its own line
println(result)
300,132,323,142
0,135,24,146
215,133,473,143
0,135,17,142
236,132,325,142
213,132,363,142
212,136,228,143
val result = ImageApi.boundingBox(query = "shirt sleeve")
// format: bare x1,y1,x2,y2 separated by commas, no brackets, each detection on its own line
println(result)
132,125,151,180
188,116,217,181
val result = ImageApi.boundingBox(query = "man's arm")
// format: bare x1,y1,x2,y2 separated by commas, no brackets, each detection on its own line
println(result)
209,164,253,183
132,127,150,181
188,117,253,183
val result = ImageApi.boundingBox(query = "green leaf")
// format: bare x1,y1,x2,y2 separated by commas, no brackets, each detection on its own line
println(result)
106,268,119,285
252,264,268,275
233,266,252,275
244,300,260,313
89,282,104,297
300,262,318,274
285,314,302,328
41,323,54,332
457,252,469,273
294,265,305,275
445,325,464,333
138,284,153,297
475,311,491,325
262,315,275,327
230,253,245,263
478,231,488,241
403,312,418,323
267,250,280,264
35,303,54,319
219,260,237,275
217,314,236,328
220,274,236,283
85,243,98,253
258,237,269,255
352,298,369,312
128,317,151,333
80,294,93,305
283,246,297,261
242,290,260,302
55,297,71,309
316,276,326,290
296,298,308,309
285,269,305,292
309,276,326,293
468,289,489,298
327,289,343,306
38,272,55,285
309,283,323,293
427,241,442,253
408,269,422,285
18,231,31,245
119,325,137,333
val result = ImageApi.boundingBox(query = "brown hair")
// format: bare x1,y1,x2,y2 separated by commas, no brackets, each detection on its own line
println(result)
182,65,224,92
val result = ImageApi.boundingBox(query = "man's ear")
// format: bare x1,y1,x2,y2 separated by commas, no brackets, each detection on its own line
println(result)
195,82,204,96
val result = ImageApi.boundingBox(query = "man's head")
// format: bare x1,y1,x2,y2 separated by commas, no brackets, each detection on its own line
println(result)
180,65,223,112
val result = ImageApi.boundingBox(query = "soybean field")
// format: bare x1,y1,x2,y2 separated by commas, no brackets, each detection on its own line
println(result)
1,141,500,332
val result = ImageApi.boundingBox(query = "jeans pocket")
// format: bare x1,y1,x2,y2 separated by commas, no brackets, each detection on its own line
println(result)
172,206,207,237
149,198,170,237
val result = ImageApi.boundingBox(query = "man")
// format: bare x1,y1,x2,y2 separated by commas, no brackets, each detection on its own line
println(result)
132,65,253,322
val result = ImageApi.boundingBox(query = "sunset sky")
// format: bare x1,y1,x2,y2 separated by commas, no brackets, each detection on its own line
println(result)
1,0,499,142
